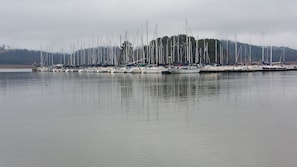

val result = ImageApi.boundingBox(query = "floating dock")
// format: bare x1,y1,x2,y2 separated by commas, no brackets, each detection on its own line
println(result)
33,64,297,74
199,65,297,73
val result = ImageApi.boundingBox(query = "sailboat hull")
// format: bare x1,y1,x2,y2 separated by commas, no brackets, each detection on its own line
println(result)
169,66,201,74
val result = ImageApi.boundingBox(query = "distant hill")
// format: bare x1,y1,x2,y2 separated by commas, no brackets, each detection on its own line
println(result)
0,47,120,66
220,40,297,64
0,49,66,65
0,49,40,65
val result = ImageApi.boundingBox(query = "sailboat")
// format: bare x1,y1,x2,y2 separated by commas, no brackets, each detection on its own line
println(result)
142,65,169,74
169,65,200,74
262,46,287,71
169,21,201,74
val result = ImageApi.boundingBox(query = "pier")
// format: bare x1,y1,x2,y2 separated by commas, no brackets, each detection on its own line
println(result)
32,64,297,74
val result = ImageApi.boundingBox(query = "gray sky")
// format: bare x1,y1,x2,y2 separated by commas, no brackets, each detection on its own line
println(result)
1,0,297,51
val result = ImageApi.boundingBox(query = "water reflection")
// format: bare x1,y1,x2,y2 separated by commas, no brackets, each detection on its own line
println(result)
1,70,296,125
0,71,228,105
113,73,223,101
99,73,225,122
0,71,285,112
1,71,296,109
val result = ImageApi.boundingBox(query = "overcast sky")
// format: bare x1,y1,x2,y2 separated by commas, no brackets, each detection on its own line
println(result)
1,0,297,51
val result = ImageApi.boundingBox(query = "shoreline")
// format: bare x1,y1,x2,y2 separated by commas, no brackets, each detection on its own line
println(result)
0,64,32,69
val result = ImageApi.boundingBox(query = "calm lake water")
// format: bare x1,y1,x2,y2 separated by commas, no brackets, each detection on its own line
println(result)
1,69,297,167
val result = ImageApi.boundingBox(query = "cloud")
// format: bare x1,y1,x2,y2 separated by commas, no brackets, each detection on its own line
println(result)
1,0,297,50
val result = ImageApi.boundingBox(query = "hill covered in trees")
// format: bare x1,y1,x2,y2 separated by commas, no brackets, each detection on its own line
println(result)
0,49,65,65
0,49,40,65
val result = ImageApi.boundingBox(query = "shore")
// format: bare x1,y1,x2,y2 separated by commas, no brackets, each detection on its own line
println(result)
0,64,32,69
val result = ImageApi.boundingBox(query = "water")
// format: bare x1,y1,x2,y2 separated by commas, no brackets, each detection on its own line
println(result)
1,70,297,167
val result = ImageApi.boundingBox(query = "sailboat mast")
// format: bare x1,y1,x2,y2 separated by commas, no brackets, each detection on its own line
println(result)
40,47,43,67
203,39,206,64
196,36,199,64
270,45,272,66
215,40,217,64
283,48,286,63
51,46,54,66
155,24,158,65
235,35,238,64
219,43,222,65
177,33,180,63
125,31,128,64
226,40,229,64
185,20,189,64
146,21,149,64
141,26,144,64
166,38,169,64
249,44,252,64
262,45,265,64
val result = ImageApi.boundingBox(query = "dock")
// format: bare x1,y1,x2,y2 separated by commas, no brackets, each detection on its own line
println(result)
199,65,297,73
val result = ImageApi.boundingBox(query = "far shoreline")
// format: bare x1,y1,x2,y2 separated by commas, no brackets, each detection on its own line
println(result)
0,64,32,69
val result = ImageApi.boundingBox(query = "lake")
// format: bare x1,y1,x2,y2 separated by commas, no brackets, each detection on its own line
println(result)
1,69,297,167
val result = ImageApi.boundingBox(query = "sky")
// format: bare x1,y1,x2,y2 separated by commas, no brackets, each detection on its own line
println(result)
1,0,297,51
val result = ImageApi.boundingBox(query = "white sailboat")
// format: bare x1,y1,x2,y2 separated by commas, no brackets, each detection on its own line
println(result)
169,65,200,74
142,65,169,74
262,46,287,71
169,21,201,74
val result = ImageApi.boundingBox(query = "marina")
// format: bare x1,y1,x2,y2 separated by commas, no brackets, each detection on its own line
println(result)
31,26,297,74
2,0,297,166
